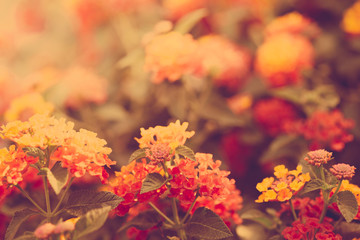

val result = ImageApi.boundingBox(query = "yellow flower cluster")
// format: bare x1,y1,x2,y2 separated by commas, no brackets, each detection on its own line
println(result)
256,165,310,203
135,120,195,150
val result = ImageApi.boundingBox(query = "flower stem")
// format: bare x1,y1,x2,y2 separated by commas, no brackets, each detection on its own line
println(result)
181,194,198,224
15,185,47,216
289,199,298,221
51,177,75,216
42,175,52,221
171,198,187,240
149,202,175,225
328,179,343,205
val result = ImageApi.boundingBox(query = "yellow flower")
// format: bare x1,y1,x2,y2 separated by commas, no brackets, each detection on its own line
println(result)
277,188,292,201
4,93,54,122
264,189,277,202
289,180,304,192
298,172,310,182
275,181,288,191
274,165,288,178
256,177,274,192
289,165,303,177
135,120,195,150
342,0,360,35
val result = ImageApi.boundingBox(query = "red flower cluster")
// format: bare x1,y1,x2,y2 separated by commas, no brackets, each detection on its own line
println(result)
287,110,354,151
109,159,166,216
282,218,342,240
253,98,299,136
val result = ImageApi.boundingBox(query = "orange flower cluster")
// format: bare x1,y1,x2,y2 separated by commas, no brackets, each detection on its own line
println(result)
256,165,310,203
255,12,316,87
144,31,250,90
135,120,195,150
341,0,360,35
0,114,114,184
109,159,166,216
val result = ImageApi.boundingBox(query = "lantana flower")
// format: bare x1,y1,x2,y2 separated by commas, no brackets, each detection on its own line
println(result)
304,149,333,167
341,0,360,35
330,163,356,180
256,165,310,203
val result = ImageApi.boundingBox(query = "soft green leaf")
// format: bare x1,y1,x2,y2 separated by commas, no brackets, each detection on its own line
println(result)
174,8,208,34
337,190,358,223
175,145,196,161
73,206,111,239
129,148,148,163
117,210,161,232
140,173,166,194
45,161,69,195
5,209,39,240
241,209,276,230
185,207,233,239
301,179,324,195
65,191,123,216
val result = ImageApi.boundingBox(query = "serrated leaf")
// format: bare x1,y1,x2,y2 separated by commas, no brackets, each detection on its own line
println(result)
64,191,123,216
140,173,166,194
175,145,196,161
45,161,69,195
241,209,276,229
5,208,39,240
174,8,208,34
73,206,111,239
129,148,148,163
337,190,358,223
117,210,162,232
185,207,233,239
301,179,324,195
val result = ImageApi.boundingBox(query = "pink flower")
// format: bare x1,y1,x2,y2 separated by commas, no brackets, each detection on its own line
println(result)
34,223,56,239
304,149,333,167
330,163,356,180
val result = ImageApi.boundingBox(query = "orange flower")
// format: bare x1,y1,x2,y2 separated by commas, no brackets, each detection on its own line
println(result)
227,94,252,115
135,120,194,150
256,165,310,203
195,35,251,91
342,0,360,35
144,31,198,83
255,33,314,88
4,92,54,122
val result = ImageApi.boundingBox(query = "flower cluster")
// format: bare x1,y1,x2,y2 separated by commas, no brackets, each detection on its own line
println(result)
256,165,310,202
34,218,79,239
330,163,356,180
304,149,333,167
287,110,354,151
282,218,342,240
109,159,166,216
0,114,115,184
341,0,360,35
253,98,299,136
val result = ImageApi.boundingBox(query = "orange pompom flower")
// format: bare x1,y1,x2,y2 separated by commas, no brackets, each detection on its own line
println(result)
341,0,360,35
144,31,198,83
255,33,314,88
256,165,310,203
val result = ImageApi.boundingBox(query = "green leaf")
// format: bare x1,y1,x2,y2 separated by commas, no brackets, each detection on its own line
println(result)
64,191,123,216
337,190,359,223
140,173,166,194
5,208,39,240
175,145,196,161
117,210,161,232
241,209,277,230
73,206,111,239
22,147,44,160
174,8,208,34
301,179,324,195
129,148,148,163
185,207,233,239
45,161,69,195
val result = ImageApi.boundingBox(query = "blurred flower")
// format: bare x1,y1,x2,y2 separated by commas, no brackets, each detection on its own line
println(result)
4,92,54,122
287,110,354,151
0,66,22,115
304,149,333,167
341,0,360,35
255,33,314,87
58,66,108,109
34,218,79,239
144,31,198,83
256,165,310,203
265,12,319,37
195,35,251,91
227,94,252,114
34,223,56,239
163,0,207,20
135,120,195,150
16,0,46,33
330,163,356,180
253,98,299,136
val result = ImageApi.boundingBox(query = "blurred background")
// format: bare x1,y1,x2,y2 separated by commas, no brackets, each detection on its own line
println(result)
0,0,359,239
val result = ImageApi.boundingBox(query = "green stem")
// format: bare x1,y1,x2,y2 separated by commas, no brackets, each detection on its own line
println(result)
328,179,343,205
181,194,199,224
42,175,52,221
15,185,47,216
51,177,75,216
171,198,187,240
149,202,175,225
320,165,325,182
289,199,298,221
